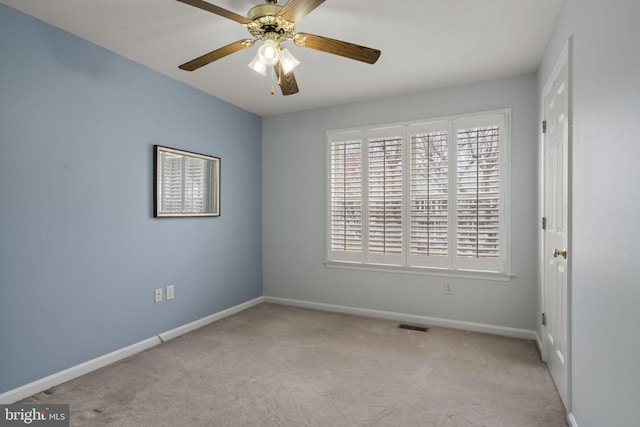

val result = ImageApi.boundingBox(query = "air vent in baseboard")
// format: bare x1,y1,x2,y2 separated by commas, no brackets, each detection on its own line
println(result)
398,324,429,333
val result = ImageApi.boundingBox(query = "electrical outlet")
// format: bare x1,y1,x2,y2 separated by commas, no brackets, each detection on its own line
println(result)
444,283,454,295
166,285,174,301
154,288,163,303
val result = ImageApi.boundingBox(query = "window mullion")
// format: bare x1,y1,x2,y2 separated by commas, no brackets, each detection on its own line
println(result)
448,121,457,270
401,127,410,267
475,129,480,259
362,131,370,263
181,156,186,211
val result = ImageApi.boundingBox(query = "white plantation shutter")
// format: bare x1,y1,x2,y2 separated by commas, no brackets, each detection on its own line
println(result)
454,115,505,272
367,127,404,264
328,131,364,263
326,111,509,275
409,124,450,268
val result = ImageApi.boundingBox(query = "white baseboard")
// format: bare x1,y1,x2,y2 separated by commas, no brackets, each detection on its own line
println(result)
568,413,578,427
159,296,264,342
264,296,537,341
0,296,264,404
0,336,161,405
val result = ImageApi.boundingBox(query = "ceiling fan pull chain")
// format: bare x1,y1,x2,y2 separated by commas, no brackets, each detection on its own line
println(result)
270,65,276,95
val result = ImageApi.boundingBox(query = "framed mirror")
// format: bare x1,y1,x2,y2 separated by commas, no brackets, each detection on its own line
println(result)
154,145,220,217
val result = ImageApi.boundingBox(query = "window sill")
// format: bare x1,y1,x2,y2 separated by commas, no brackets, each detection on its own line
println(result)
324,260,515,282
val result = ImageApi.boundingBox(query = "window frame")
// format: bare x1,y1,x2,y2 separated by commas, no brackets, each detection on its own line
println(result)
325,109,512,280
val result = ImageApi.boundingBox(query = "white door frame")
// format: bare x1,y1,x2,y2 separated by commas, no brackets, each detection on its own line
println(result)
540,38,572,411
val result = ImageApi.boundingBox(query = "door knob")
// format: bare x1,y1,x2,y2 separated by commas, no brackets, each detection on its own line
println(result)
553,248,567,259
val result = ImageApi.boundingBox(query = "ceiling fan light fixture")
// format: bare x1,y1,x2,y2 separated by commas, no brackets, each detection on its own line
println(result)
248,53,267,76
257,40,279,66
177,0,381,97
278,47,300,74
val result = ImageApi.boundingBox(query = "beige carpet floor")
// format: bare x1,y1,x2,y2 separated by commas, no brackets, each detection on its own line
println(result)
22,303,567,426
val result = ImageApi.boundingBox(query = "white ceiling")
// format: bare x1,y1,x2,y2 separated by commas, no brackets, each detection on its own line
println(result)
1,0,563,117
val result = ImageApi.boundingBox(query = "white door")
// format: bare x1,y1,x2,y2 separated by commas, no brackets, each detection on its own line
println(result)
542,43,570,409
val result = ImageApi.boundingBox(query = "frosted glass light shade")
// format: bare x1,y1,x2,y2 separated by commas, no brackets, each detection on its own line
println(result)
278,47,300,74
248,53,267,76
257,40,279,66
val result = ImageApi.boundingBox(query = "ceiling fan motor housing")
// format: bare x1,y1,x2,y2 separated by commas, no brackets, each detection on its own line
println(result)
246,5,296,42
247,4,281,20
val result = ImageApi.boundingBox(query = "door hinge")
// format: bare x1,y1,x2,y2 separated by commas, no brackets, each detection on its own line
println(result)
542,313,547,326
542,120,547,134
542,217,547,230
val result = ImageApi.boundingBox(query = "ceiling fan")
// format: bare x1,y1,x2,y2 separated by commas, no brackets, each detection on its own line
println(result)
176,0,381,96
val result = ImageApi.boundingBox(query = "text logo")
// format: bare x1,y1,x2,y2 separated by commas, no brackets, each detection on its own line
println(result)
0,405,69,427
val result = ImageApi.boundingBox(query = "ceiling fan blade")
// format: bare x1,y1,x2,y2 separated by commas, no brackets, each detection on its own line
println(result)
274,63,300,96
179,39,254,71
277,0,325,23
293,33,381,64
176,0,252,25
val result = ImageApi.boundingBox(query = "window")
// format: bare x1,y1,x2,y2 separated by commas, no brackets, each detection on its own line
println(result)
327,110,510,276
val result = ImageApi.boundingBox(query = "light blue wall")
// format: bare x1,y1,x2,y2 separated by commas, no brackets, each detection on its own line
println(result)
0,5,262,393
539,0,640,425
262,74,539,331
